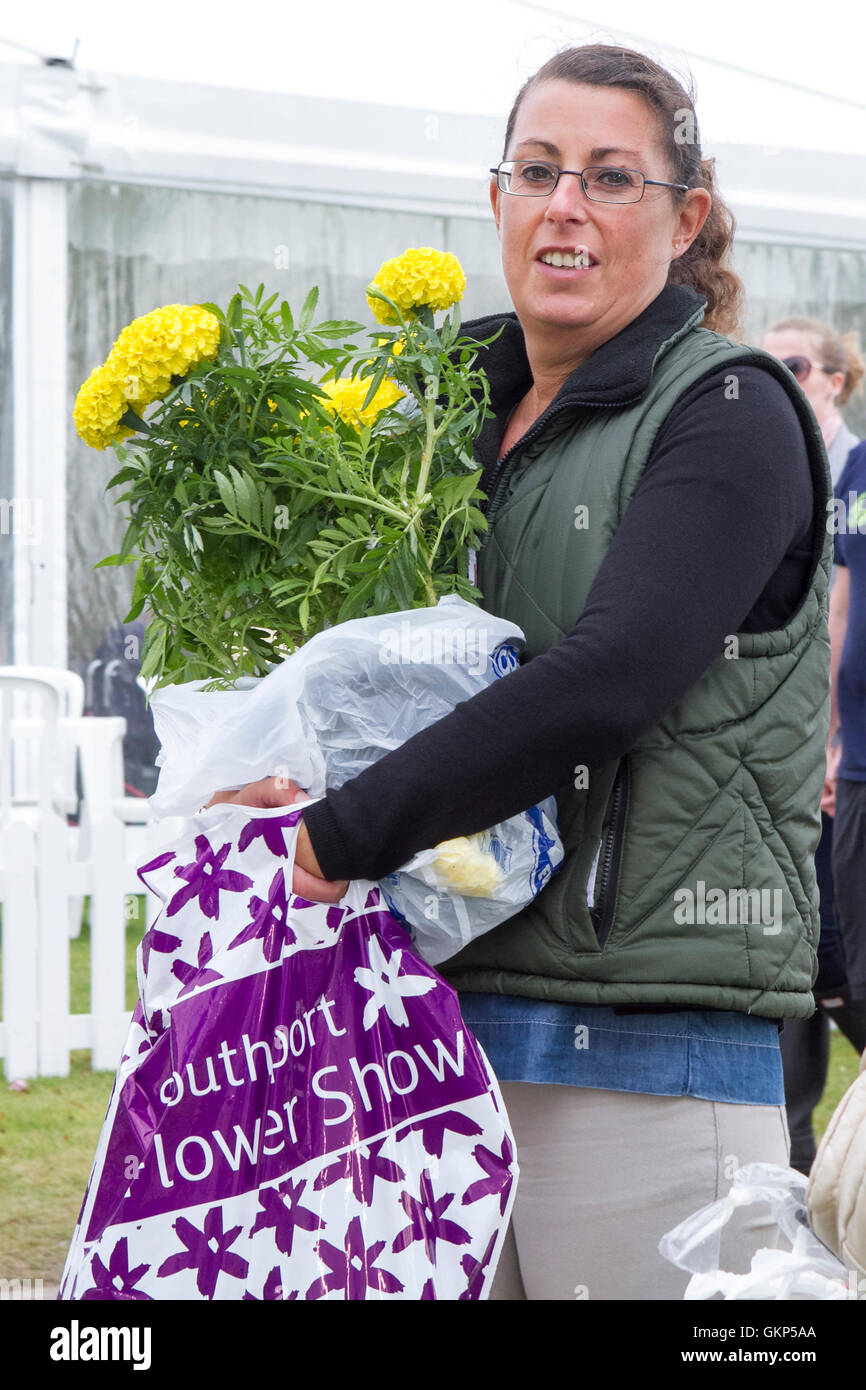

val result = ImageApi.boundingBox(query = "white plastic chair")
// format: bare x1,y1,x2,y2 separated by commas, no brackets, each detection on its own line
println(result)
0,672,70,1078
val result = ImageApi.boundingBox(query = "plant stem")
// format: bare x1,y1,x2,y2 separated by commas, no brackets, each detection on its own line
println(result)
414,382,441,502
279,476,411,525
428,505,461,572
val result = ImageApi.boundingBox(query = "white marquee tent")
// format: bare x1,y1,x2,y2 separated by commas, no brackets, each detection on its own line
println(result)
1,59,865,676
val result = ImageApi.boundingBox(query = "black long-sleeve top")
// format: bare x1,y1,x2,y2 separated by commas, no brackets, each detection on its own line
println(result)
300,288,815,882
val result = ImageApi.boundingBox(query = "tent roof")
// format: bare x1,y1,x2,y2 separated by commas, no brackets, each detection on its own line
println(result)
2,61,865,248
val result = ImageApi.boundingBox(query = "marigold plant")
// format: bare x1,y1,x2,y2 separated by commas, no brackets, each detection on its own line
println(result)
81,256,499,688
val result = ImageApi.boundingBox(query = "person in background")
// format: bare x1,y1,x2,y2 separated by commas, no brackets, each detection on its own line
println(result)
762,319,862,490
762,318,866,1172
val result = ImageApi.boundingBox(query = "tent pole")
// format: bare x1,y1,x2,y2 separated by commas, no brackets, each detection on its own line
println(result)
12,176,68,669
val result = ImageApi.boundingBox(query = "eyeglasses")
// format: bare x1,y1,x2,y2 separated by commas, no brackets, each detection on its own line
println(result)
781,356,836,383
490,159,689,203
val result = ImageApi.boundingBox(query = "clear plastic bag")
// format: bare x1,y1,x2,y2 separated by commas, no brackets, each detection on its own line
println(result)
60,803,518,1300
659,1162,855,1299
147,595,564,964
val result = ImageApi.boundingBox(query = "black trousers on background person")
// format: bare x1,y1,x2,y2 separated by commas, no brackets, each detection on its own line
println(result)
832,779,866,1002
781,809,866,1175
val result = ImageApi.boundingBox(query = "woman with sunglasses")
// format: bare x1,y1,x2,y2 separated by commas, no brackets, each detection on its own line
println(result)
762,319,866,1178
211,46,832,1298
762,319,863,488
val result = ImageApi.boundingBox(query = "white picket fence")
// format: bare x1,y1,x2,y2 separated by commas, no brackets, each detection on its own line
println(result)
0,668,171,1079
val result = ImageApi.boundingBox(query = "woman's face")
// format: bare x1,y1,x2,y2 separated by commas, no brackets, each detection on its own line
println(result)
762,328,844,424
490,80,709,357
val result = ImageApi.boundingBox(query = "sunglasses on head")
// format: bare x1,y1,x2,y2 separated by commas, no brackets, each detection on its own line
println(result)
782,355,834,383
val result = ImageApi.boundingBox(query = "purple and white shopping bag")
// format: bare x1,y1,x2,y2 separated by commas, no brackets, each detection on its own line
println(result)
60,802,517,1300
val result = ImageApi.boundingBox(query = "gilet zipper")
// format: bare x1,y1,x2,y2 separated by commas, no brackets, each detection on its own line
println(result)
479,392,644,543
590,758,631,948
479,386,638,943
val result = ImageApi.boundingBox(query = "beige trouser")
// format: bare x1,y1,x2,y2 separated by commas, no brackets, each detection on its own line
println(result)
490,1082,791,1300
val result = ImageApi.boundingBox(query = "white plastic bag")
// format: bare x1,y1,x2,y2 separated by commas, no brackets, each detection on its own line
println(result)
147,595,563,964
659,1162,855,1299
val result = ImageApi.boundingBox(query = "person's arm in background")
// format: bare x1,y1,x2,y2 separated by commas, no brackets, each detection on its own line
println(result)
822,562,849,816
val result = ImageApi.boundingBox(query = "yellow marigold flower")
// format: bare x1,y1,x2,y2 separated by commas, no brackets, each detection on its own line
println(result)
72,364,135,451
106,304,220,410
375,335,406,356
430,835,504,896
318,375,403,430
267,398,278,412
367,247,465,325
74,303,221,448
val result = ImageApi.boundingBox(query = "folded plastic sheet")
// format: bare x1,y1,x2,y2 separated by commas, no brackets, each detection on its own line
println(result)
60,803,517,1300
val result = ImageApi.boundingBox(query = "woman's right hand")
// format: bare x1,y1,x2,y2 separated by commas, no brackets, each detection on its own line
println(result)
205,776,308,813
821,740,842,817
204,776,349,903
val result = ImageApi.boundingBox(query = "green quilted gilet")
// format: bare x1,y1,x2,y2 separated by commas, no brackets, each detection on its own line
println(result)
443,310,832,1019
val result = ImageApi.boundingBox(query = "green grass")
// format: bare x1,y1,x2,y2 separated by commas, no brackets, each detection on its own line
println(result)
0,900,143,1285
0,915,863,1286
814,1025,862,1139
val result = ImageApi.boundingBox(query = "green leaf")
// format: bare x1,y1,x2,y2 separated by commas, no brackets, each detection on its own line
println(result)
268,377,322,401
106,466,140,489
298,285,320,332
214,470,239,517
269,577,308,598
139,621,168,683
280,301,294,334
312,555,333,589
118,520,142,564
197,518,252,535
118,407,150,433
227,293,242,329
380,540,416,610
360,360,388,412
337,568,380,622
218,366,261,382
312,319,366,338
124,560,152,621
228,465,260,527
299,594,310,631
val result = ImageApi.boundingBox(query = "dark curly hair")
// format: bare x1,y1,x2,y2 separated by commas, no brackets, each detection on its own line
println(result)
502,44,745,338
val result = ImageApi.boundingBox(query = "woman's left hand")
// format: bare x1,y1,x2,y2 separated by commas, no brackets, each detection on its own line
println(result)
205,776,350,903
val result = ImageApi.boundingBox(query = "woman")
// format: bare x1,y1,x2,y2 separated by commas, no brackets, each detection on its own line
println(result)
762,318,863,490
210,45,832,1298
761,319,866,1176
